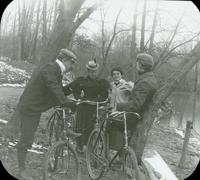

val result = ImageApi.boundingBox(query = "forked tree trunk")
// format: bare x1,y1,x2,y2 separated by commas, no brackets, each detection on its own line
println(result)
39,0,98,65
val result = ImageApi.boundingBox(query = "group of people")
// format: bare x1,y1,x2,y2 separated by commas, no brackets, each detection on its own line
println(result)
7,48,158,180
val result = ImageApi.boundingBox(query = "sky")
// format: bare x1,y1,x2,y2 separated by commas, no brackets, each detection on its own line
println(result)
79,0,200,48
1,0,200,50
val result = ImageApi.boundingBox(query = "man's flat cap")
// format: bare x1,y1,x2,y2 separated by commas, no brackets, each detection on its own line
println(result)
59,48,77,62
136,53,154,68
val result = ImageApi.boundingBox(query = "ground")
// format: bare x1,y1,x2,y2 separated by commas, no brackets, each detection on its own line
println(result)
0,87,199,180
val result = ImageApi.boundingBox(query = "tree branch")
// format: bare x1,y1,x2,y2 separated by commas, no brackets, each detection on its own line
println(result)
72,3,99,31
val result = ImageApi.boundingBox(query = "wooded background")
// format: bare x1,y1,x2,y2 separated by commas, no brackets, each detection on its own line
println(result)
0,0,199,91
1,0,200,162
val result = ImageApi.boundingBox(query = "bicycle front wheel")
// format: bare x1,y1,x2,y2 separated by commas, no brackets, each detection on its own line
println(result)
44,140,80,180
123,147,140,180
86,129,107,180
46,111,63,145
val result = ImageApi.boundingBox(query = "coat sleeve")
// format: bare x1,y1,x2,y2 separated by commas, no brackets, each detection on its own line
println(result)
63,77,82,99
41,64,68,105
117,81,152,112
98,79,110,101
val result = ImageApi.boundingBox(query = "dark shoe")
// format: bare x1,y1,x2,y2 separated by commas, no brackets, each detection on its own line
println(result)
66,129,81,138
19,170,34,180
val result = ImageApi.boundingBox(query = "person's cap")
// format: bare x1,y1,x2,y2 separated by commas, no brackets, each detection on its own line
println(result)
59,48,77,63
86,59,99,71
111,67,124,75
136,53,154,69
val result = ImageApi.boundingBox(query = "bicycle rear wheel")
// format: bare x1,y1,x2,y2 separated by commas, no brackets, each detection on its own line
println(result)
86,129,107,180
44,140,80,180
123,147,139,180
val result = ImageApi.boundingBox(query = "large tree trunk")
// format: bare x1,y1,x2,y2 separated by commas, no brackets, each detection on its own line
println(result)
39,0,97,64
134,42,200,164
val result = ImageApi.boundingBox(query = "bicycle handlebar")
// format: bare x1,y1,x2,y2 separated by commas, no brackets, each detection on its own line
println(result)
110,111,142,119
69,98,109,105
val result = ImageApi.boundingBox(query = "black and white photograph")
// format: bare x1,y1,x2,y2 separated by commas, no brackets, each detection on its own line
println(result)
0,0,200,179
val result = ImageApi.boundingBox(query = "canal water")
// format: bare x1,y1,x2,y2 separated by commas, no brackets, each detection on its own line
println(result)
168,92,200,134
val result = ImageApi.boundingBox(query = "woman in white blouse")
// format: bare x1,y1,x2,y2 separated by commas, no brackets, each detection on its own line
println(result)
109,67,134,110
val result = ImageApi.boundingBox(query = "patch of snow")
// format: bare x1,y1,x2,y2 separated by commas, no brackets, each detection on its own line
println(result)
143,150,178,180
0,61,30,84
190,137,200,146
32,143,47,150
27,149,44,154
174,128,184,138
0,119,8,124
0,83,26,87
9,141,17,146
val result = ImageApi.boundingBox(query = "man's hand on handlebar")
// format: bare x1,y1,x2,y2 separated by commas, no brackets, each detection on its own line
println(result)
61,99,76,112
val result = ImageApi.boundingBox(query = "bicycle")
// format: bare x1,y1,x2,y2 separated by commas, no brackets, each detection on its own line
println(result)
46,106,76,145
86,108,142,180
44,106,81,180
44,99,108,180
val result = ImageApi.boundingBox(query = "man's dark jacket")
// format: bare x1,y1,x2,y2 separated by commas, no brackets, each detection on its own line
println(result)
18,62,70,115
117,71,158,114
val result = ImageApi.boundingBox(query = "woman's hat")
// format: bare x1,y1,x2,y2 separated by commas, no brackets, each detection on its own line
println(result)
86,59,99,70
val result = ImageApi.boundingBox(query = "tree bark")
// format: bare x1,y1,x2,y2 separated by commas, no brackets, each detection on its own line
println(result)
39,0,97,65
134,42,200,163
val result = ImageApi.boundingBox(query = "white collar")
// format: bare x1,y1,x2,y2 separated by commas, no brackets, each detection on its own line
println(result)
56,59,66,74
113,79,125,85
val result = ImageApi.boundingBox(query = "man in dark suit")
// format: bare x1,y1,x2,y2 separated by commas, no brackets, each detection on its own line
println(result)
15,48,79,180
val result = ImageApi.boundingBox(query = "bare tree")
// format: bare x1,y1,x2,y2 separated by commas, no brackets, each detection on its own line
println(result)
99,9,125,77
148,0,159,53
153,7,187,71
12,15,17,60
140,0,147,52
40,0,99,64
31,0,41,63
42,0,47,48
130,0,139,81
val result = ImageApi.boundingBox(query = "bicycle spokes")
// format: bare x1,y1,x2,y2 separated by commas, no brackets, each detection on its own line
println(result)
46,143,78,180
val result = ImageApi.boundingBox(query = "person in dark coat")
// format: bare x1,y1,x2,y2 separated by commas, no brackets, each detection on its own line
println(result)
109,53,158,151
63,59,110,152
15,48,79,180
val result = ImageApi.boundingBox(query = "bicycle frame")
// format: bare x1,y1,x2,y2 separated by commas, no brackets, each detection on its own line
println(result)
90,111,138,169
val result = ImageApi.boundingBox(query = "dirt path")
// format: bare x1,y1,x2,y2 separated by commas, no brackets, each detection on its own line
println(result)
0,87,199,180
